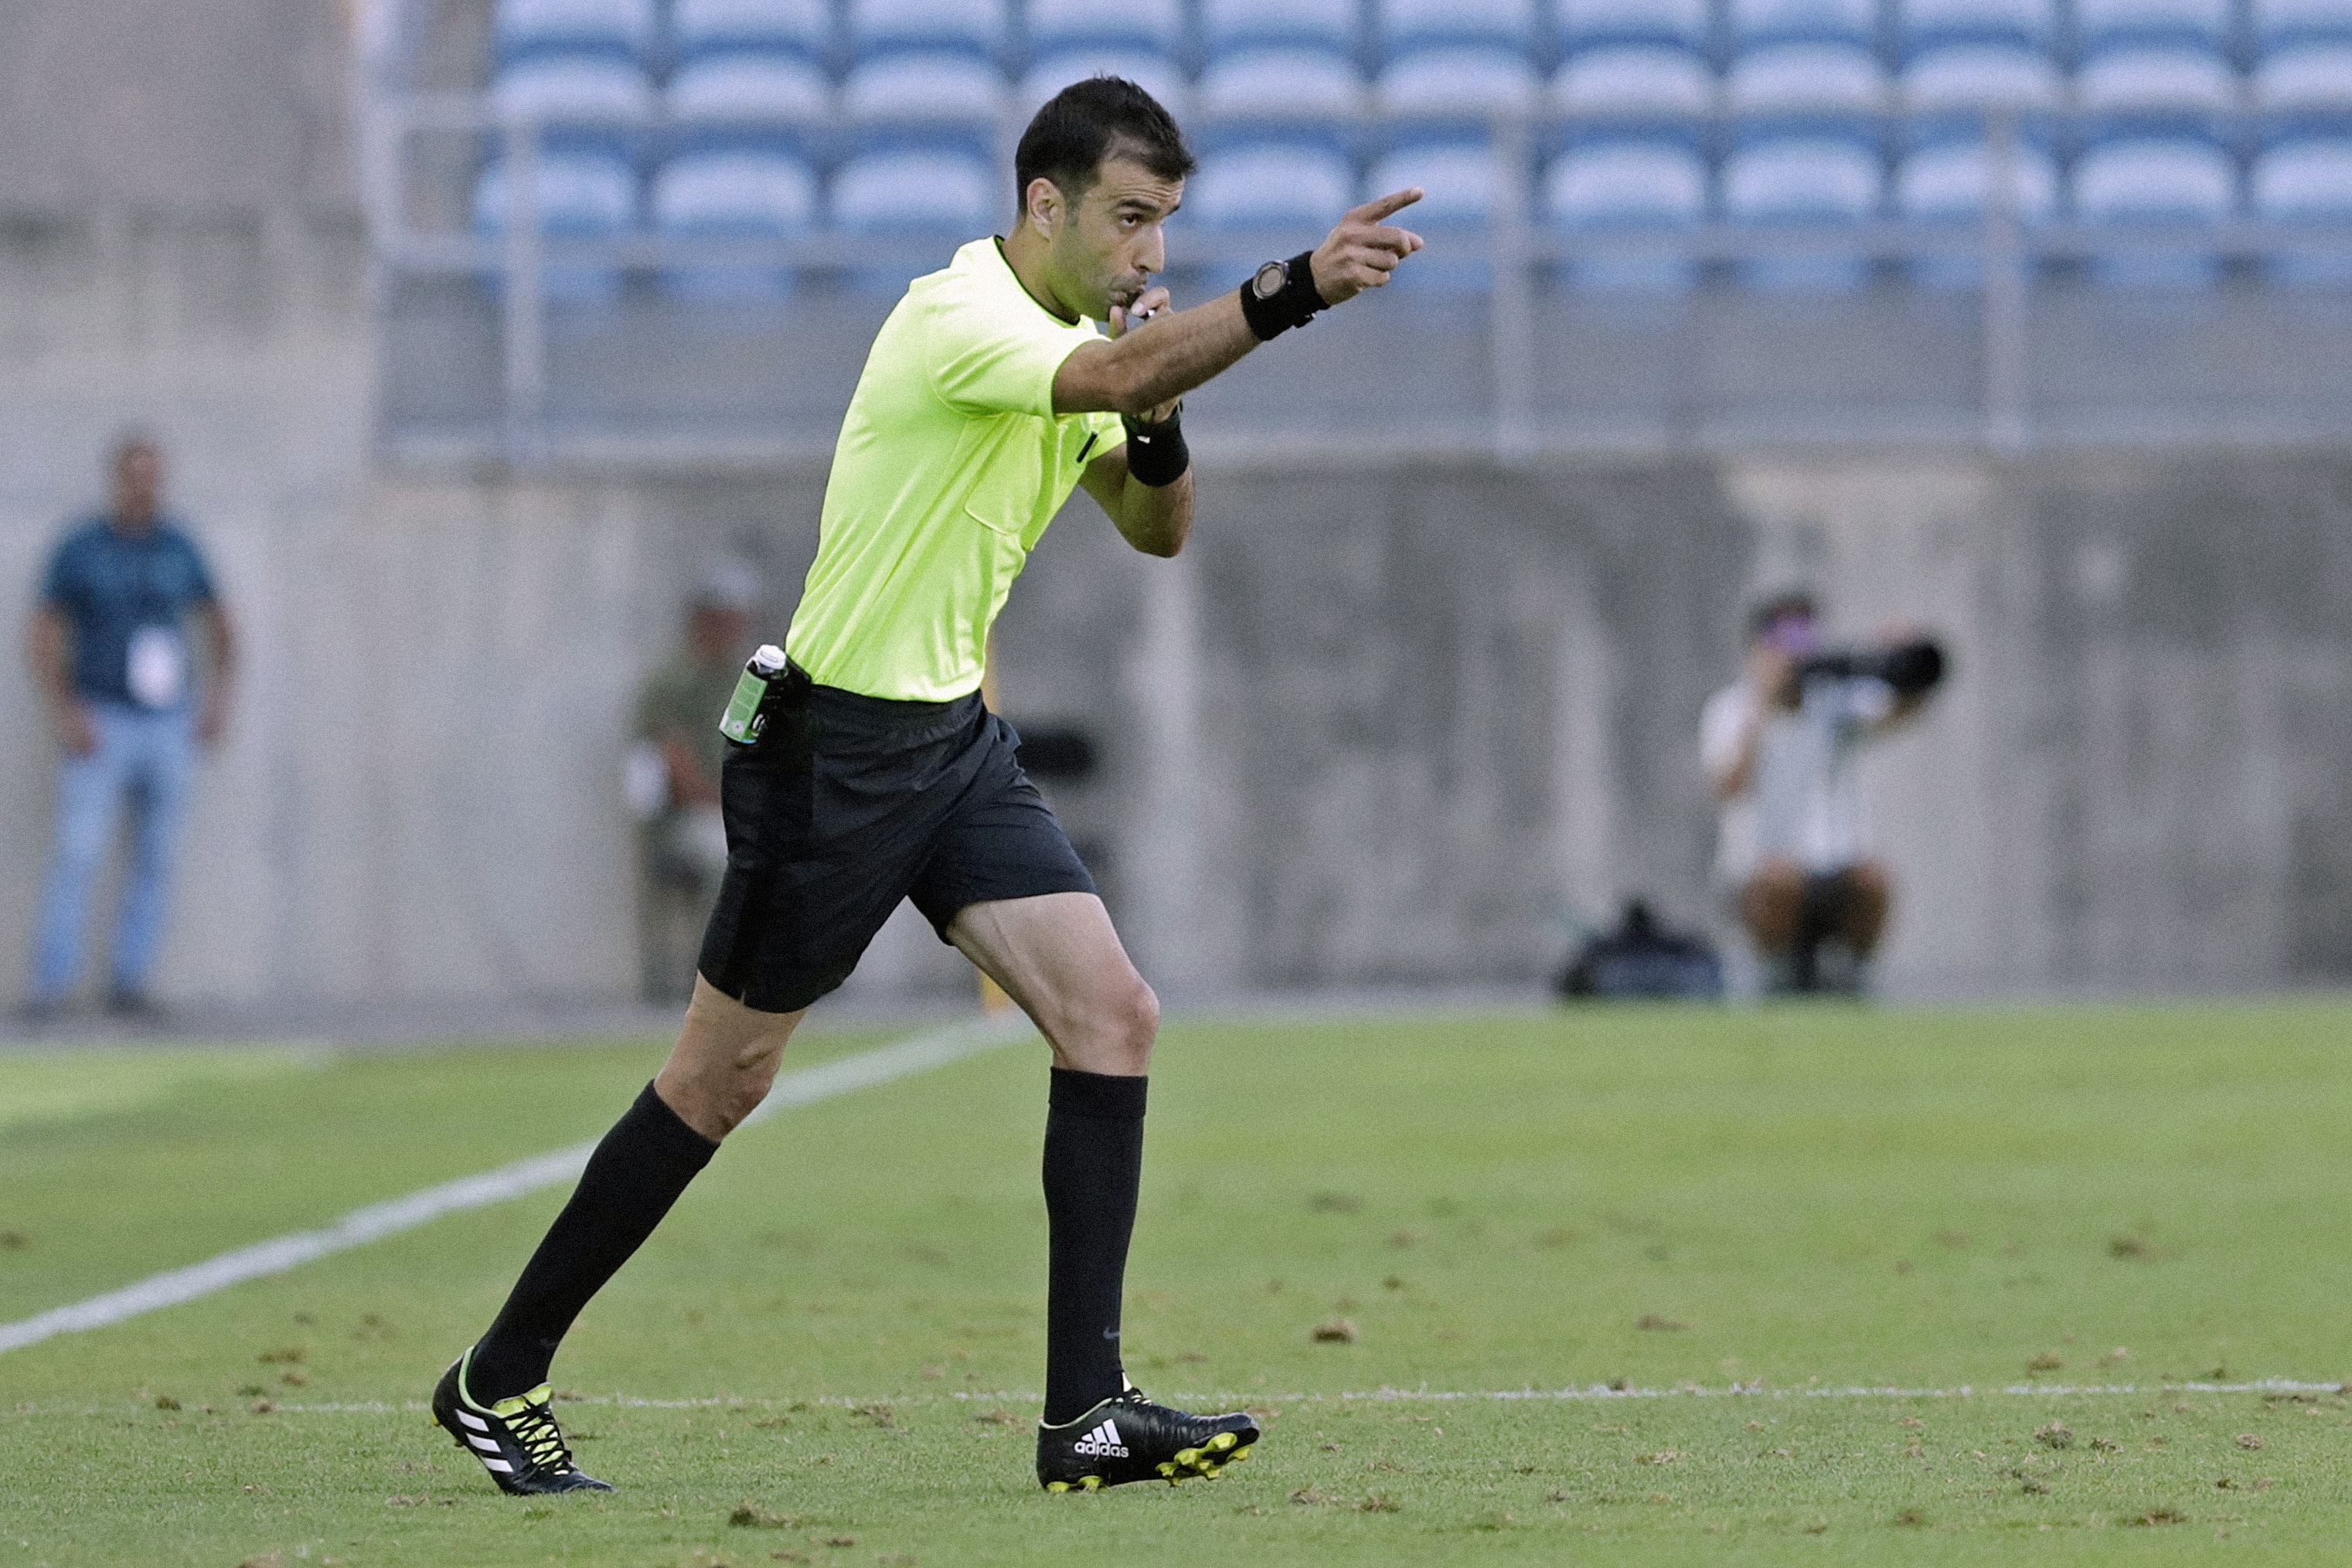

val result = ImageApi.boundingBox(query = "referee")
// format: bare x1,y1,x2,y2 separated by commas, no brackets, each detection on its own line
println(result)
433,77,1424,1495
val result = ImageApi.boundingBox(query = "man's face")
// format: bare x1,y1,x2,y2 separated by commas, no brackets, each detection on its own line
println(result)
1039,152,1183,321
113,443,163,526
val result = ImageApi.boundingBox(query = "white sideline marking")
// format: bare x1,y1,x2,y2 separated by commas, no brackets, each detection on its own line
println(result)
0,1015,1032,1357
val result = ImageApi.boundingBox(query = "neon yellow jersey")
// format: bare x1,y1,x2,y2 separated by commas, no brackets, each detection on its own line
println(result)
785,238,1125,702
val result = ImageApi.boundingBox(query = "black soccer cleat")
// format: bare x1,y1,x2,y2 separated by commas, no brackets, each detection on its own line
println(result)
1036,1385,1260,1491
431,1351,614,1495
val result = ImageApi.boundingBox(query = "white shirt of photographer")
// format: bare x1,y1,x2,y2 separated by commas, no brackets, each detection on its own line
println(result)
1701,674,1896,884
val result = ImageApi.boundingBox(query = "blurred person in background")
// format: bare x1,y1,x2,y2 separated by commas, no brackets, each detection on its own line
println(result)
1701,590,1936,996
22,434,235,1024
625,559,760,1004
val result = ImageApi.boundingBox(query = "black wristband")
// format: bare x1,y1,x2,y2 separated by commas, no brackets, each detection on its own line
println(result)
1237,250,1327,342
1120,403,1189,487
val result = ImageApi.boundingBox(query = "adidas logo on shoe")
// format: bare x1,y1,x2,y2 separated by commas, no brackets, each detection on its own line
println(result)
1070,1419,1129,1458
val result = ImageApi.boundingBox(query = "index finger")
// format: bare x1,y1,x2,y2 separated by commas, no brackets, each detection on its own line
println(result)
1347,186,1424,225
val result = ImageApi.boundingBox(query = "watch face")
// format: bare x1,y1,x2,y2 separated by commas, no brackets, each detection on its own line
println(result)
1251,260,1288,299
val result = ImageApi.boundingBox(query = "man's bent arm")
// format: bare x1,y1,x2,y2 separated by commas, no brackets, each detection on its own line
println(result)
1079,447,1192,557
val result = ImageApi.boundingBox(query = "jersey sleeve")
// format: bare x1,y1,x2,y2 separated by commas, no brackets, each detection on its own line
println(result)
925,281,1096,420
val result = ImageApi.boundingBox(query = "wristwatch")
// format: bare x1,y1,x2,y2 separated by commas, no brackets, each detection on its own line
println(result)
1251,259,1291,300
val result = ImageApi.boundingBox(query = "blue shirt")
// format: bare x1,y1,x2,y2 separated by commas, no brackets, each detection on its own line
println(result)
41,518,219,709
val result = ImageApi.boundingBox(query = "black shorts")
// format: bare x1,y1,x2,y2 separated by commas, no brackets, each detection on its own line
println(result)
696,665,1097,1014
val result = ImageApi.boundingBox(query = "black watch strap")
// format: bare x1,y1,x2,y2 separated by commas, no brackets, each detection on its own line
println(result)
1237,250,1327,342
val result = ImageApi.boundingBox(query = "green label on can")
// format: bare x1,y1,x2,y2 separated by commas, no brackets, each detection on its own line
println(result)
718,665,770,743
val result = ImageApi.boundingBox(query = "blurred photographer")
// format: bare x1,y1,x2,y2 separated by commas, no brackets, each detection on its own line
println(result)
1700,590,1943,996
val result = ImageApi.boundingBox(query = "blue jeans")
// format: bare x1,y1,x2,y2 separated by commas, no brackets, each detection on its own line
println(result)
30,704,196,1001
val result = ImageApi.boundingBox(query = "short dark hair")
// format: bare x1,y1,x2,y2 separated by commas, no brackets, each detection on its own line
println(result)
1747,589,1819,641
1013,76,1195,213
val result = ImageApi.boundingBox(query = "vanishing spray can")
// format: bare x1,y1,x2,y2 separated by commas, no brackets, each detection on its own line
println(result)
718,644,789,744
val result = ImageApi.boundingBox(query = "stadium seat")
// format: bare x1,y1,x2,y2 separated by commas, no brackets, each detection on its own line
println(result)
831,145,997,290
1899,43,2061,107
2075,45,2241,111
492,55,655,123
1026,0,1186,54
672,0,829,59
841,52,1007,121
651,149,817,298
2253,43,2352,108
1894,138,2058,284
2252,138,2352,281
1723,137,1883,288
1380,0,1539,55
1731,0,1877,48
1545,140,1708,290
2255,0,2352,49
1183,143,1359,257
1552,45,1716,114
1560,0,1710,51
2075,0,2228,50
2071,136,2236,284
669,52,831,119
493,0,656,61
473,151,638,301
1017,49,1189,115
847,0,1006,60
1200,0,1363,56
1366,142,1502,288
1377,46,1544,114
1725,42,1890,113
1899,0,2054,52
1196,47,1367,117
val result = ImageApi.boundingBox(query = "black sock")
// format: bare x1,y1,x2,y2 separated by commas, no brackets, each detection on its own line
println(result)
1040,1067,1149,1426
465,1081,718,1403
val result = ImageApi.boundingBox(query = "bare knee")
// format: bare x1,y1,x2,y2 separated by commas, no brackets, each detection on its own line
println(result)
656,981,801,1140
1845,861,1894,951
1741,862,1806,954
1052,974,1159,1077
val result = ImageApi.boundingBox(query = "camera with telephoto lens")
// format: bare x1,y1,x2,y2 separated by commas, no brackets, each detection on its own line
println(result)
1795,638,1946,699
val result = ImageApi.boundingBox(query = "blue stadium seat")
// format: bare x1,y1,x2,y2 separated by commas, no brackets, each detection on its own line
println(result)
474,151,638,301
1900,43,2061,107
1894,137,2058,284
2075,45,2240,111
841,52,1007,121
672,0,829,60
1200,0,1363,56
1545,140,1708,290
2255,0,2352,49
1366,142,1501,289
1899,0,2054,52
1196,47,1366,117
1723,136,1883,289
2071,136,2236,284
2252,138,2352,281
669,51,831,119
1017,49,1189,115
1551,45,1715,114
494,0,656,61
651,150,817,298
1183,143,1359,246
1026,0,1186,54
492,55,655,123
1560,0,1710,51
1732,0,1877,48
2075,0,2228,51
1380,0,1539,56
831,145,997,290
847,0,1006,60
1726,42,1890,113
1377,46,1544,114
2253,43,2352,107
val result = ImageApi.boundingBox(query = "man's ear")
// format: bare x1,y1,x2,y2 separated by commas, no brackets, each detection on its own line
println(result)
1023,175,1064,239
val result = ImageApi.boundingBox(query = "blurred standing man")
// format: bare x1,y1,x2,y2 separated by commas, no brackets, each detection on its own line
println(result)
433,76,1424,1498
1701,590,1932,996
22,435,235,1023
628,560,761,1003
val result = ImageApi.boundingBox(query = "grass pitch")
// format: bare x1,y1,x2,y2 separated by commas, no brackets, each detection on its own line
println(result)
5,1002,2352,1565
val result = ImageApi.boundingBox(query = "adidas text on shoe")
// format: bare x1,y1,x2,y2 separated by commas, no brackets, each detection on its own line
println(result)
1037,1387,1259,1491
431,1352,613,1495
